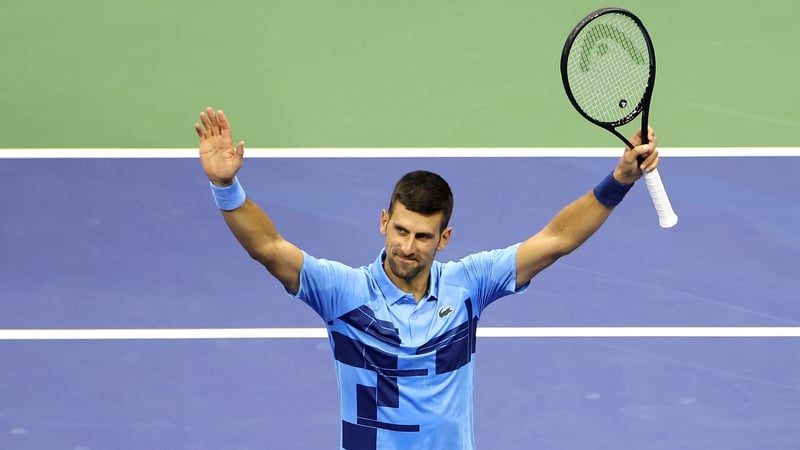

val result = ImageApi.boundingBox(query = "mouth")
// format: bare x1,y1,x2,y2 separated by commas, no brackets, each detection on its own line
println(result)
395,254,417,264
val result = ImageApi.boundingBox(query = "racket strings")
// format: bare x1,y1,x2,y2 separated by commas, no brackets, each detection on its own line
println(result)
565,13,651,125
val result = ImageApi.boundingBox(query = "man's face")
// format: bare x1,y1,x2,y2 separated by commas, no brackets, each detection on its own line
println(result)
380,202,451,284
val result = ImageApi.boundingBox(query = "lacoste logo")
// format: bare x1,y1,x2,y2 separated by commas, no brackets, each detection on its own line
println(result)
438,305,454,319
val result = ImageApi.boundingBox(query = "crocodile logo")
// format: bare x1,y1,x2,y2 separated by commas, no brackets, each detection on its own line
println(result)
438,305,454,319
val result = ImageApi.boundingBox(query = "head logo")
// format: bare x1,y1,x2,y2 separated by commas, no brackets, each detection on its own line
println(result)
438,305,454,319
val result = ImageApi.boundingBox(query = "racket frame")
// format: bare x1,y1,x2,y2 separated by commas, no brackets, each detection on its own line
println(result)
560,7,656,149
560,7,678,228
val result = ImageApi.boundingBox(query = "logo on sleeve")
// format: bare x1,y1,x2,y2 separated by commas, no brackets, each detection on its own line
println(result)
438,305,454,319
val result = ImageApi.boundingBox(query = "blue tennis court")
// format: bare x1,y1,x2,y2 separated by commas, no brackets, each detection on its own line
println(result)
1,152,798,449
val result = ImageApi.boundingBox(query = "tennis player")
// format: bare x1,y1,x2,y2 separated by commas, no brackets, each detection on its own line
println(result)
195,107,659,450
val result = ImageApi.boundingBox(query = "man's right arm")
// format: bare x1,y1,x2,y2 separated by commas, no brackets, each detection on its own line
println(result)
195,107,303,294
219,197,304,294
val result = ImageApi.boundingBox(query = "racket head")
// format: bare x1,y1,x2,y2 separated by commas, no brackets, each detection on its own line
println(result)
560,8,656,146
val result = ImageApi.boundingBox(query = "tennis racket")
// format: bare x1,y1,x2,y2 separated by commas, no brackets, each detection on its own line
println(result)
561,7,678,228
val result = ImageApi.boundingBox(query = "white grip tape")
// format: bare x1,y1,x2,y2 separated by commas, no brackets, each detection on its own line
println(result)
644,168,678,228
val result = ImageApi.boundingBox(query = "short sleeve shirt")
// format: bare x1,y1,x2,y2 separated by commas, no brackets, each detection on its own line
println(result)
292,244,526,450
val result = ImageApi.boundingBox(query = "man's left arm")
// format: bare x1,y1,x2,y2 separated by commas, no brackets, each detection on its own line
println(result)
514,127,659,289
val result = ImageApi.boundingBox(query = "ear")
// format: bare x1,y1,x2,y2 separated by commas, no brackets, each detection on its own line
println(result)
437,227,452,251
379,209,389,235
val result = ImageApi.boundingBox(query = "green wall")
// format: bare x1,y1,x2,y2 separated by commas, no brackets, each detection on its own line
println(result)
2,1,797,148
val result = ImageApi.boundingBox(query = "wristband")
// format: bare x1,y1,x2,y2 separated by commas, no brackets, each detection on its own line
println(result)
593,171,633,207
210,177,246,211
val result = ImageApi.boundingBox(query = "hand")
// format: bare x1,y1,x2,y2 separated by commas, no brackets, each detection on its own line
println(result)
195,107,244,186
613,126,659,184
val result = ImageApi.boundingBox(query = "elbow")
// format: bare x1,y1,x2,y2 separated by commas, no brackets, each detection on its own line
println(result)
551,247,573,260
544,234,586,263
245,240,280,267
545,224,589,258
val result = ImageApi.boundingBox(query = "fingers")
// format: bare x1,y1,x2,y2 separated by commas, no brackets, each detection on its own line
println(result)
627,126,657,156
195,107,227,140
235,140,245,156
643,126,656,146
199,108,214,136
217,110,232,138
628,126,656,147
642,127,658,172
614,126,660,182
633,142,659,173
620,126,659,175
640,150,659,173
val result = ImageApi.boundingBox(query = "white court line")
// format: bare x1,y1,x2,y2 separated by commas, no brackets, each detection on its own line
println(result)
1,327,799,340
0,147,799,158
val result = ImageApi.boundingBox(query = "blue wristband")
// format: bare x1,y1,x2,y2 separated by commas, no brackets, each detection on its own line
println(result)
593,171,633,207
210,177,246,211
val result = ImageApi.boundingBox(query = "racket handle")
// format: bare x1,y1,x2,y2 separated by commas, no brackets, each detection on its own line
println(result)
643,168,678,228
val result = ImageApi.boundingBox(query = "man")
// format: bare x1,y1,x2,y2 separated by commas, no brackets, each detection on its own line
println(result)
194,107,659,450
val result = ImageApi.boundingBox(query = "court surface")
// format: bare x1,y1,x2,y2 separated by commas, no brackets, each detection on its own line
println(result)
1,150,799,449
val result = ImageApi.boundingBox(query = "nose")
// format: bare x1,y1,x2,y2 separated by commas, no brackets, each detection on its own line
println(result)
400,235,415,255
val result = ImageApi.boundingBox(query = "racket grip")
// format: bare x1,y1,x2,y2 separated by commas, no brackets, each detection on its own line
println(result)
643,168,678,228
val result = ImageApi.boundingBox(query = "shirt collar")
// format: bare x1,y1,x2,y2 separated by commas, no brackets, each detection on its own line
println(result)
371,249,440,305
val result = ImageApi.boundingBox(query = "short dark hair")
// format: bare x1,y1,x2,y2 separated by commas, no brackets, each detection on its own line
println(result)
388,170,454,231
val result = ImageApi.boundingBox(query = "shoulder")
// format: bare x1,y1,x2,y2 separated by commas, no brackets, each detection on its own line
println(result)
298,251,379,296
295,251,381,320
437,244,524,304
301,251,369,276
445,244,522,273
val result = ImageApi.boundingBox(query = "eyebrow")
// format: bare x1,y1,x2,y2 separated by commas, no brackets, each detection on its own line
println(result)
393,224,435,239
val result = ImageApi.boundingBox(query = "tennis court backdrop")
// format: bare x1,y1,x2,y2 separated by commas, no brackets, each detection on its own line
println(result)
2,2,799,449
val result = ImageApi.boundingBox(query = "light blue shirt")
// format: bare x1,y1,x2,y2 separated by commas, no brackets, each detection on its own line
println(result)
293,244,526,450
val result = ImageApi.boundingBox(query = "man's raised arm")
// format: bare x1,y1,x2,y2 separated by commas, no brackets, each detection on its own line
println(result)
195,107,303,294
514,127,659,289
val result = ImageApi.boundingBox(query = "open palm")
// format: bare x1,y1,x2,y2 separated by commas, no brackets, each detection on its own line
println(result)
195,107,244,186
